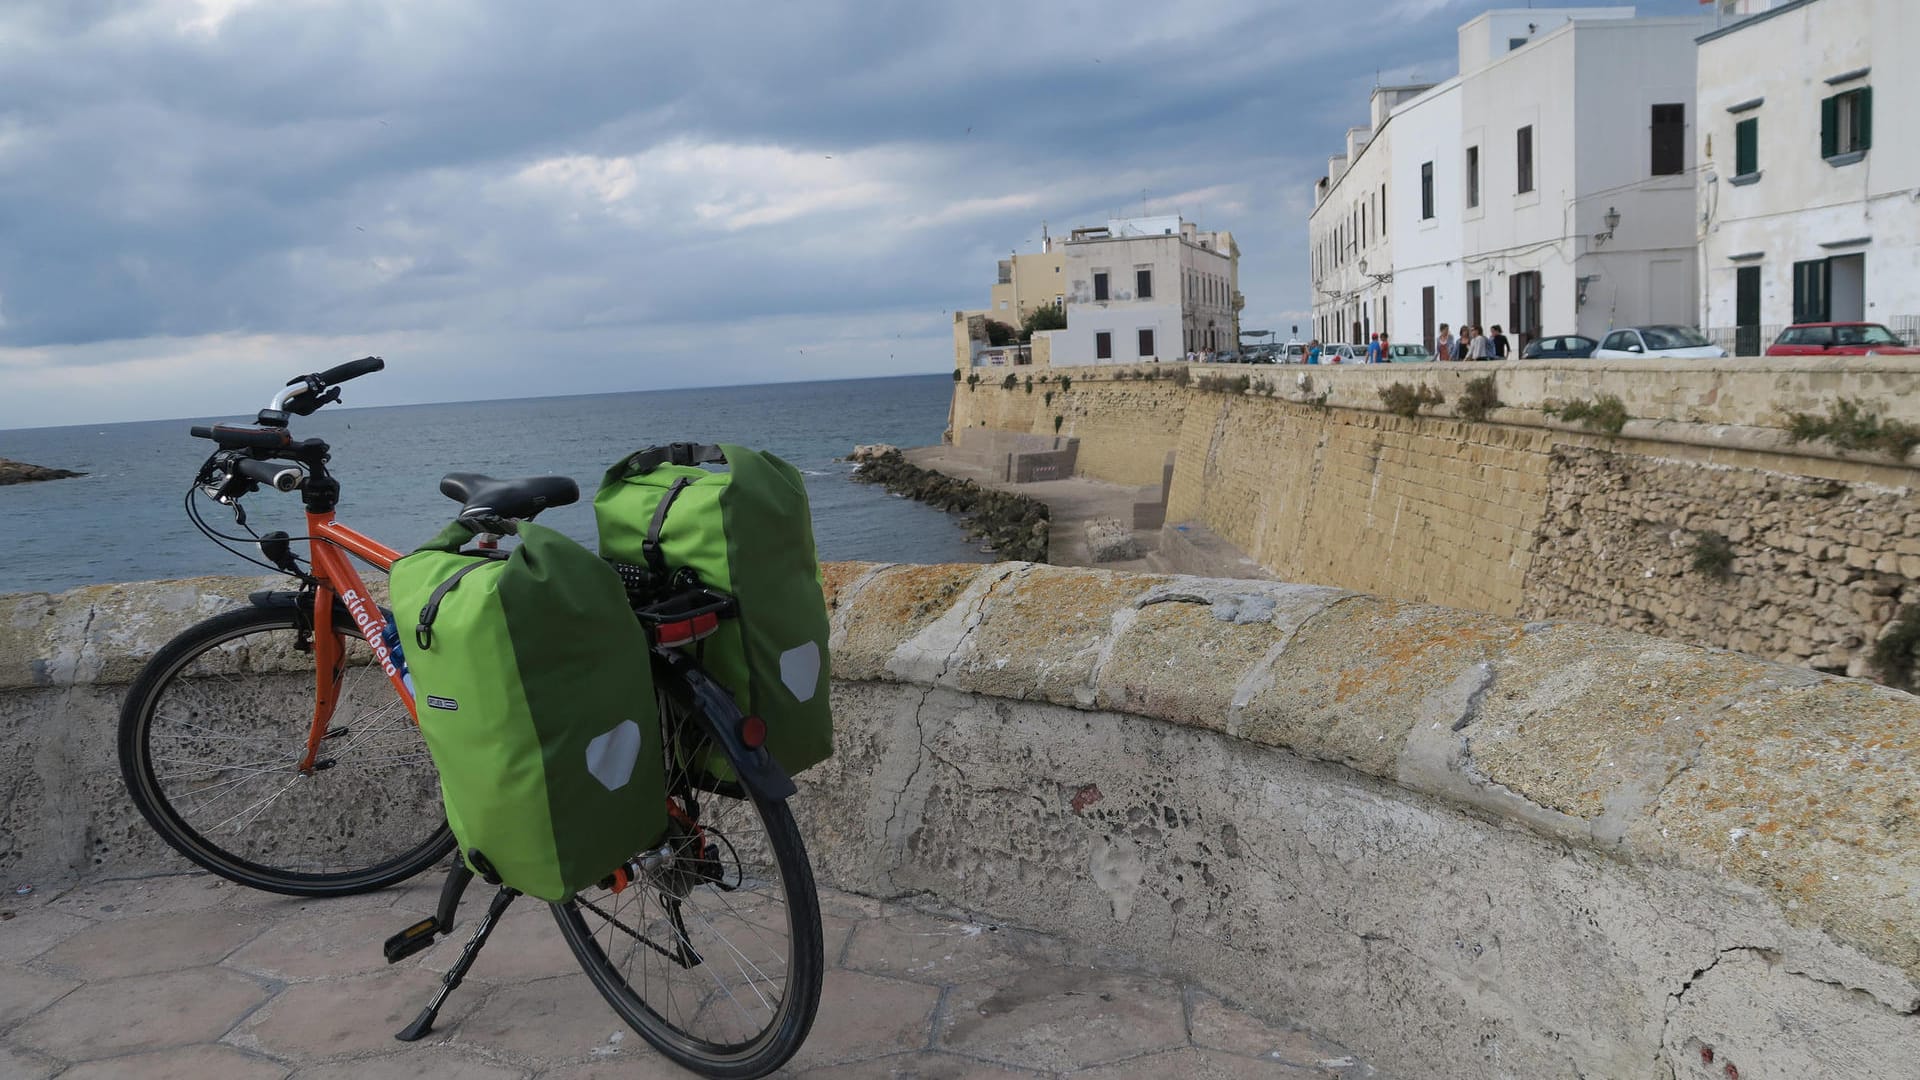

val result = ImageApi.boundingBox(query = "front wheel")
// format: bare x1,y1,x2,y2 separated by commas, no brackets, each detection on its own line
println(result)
118,605,454,896
553,682,823,1079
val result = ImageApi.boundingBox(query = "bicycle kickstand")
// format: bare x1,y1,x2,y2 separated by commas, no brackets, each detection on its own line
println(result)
395,878,517,1042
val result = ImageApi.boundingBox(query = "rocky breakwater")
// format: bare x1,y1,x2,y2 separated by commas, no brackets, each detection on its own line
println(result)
849,447,1049,562
0,458,85,485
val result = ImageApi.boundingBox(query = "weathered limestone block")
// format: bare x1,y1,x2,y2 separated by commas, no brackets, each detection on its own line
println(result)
1082,518,1142,563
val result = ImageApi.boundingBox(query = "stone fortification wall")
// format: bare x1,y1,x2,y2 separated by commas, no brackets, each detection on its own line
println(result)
951,357,1920,684
7,566,1916,1079
1525,447,1920,676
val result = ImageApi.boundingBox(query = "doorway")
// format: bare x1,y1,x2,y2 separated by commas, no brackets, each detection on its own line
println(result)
1735,265,1761,355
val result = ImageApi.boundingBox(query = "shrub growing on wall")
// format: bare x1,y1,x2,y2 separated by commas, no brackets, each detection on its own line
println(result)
1053,414,1064,433
1548,395,1629,435
1378,382,1446,418
1689,531,1735,580
1458,375,1501,422
1025,375,1034,394
1001,372,1018,390
966,371,981,391
1059,375,1072,392
1786,399,1920,460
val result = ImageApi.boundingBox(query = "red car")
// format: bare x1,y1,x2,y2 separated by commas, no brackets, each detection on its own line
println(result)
1765,322,1920,356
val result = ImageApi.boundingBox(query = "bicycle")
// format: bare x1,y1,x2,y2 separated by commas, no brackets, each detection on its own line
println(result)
118,358,824,1077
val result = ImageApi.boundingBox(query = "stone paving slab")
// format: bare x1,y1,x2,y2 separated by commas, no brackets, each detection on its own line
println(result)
0,871,1380,1078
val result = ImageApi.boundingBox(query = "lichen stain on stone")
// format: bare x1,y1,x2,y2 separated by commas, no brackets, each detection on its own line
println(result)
820,560,879,610
1327,603,1524,706
1096,601,1279,732
1649,679,1920,984
967,569,1169,675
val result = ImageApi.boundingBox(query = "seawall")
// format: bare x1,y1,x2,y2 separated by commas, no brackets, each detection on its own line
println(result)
5,567,1919,1079
949,357,1920,682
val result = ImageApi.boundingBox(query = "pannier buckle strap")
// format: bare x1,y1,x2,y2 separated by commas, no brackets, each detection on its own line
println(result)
628,442,727,475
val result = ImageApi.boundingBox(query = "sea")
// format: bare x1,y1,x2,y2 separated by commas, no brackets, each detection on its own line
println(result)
0,374,981,595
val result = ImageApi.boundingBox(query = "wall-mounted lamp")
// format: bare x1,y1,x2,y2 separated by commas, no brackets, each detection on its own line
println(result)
1594,206,1621,246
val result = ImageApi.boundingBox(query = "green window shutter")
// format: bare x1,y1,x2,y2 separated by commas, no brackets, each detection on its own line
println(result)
1820,95,1838,158
1857,87,1871,151
1735,118,1757,176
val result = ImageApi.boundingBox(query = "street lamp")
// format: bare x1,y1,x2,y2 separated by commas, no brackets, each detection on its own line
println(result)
1595,206,1621,245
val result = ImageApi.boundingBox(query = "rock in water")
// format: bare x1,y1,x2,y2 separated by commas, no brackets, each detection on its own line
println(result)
0,458,86,486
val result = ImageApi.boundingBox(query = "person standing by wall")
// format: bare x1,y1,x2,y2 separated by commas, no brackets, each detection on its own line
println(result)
1366,333,1382,364
1307,339,1322,365
1491,325,1510,360
1467,326,1490,360
1378,332,1391,363
1435,324,1453,362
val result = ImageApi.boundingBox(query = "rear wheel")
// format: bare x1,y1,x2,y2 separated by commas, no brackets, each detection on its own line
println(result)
553,682,823,1079
119,605,453,896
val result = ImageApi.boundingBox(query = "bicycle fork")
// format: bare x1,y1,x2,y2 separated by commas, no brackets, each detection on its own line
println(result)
386,862,517,1042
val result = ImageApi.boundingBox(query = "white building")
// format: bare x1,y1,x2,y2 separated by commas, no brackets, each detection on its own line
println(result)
1696,0,1917,352
1051,216,1240,365
1309,85,1433,347
1312,8,1713,355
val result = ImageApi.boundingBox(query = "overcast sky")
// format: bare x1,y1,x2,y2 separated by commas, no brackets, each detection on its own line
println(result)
0,0,1704,428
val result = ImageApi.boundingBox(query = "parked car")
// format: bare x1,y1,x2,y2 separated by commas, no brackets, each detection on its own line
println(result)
1282,342,1307,363
1387,343,1433,363
1765,322,1920,356
1317,343,1359,363
1521,334,1599,359
1591,326,1727,359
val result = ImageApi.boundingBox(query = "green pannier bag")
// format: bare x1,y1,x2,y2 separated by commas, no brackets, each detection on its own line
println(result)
390,520,666,902
595,443,832,776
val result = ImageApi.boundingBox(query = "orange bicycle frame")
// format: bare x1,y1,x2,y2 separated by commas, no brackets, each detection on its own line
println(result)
297,513,414,770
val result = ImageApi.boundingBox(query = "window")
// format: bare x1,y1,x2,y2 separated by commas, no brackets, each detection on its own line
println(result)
1650,104,1685,175
1465,146,1480,208
1467,279,1483,329
1136,268,1152,300
1508,36,1528,51
1508,271,1541,351
1138,329,1155,357
1793,259,1831,322
1095,331,1113,360
1601,331,1636,352
1516,125,1534,193
1420,161,1434,220
1093,271,1109,301
1734,117,1759,178
1381,183,1388,238
1822,87,1871,160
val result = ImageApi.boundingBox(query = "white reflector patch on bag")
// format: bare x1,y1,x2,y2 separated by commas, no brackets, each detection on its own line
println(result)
779,641,821,703
585,720,642,791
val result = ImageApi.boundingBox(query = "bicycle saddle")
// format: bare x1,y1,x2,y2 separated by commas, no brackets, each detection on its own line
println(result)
439,472,580,521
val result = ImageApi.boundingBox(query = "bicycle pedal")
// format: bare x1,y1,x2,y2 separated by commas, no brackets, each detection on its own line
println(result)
383,917,442,963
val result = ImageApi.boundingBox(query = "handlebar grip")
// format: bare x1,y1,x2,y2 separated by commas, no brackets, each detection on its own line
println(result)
316,355,384,386
190,426,214,440
232,457,305,492
195,425,295,450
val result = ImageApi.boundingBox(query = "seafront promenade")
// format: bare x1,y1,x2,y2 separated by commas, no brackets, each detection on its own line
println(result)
2,871,1374,1078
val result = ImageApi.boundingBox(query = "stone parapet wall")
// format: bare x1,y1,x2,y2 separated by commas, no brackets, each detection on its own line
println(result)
12,564,1917,1077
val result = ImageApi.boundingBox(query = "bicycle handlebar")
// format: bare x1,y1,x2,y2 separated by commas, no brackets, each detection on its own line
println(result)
313,355,385,387
190,424,295,450
231,457,306,492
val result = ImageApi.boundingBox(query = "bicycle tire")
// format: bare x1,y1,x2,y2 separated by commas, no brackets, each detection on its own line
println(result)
553,675,824,1079
119,605,455,896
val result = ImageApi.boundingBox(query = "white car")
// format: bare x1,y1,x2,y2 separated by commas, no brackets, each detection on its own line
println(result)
1591,325,1727,359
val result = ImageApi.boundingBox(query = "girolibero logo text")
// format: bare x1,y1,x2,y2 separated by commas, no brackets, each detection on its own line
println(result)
342,588,406,685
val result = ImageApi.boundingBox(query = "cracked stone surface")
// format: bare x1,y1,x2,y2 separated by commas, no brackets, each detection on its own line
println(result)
0,872,1377,1078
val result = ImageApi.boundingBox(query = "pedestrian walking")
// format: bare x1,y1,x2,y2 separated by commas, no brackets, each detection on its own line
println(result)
1379,333,1391,363
1435,324,1453,362
1366,333,1382,364
1467,326,1491,360
1491,325,1511,359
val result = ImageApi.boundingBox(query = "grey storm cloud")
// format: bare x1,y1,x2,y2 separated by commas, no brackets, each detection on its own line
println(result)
0,0,1678,426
